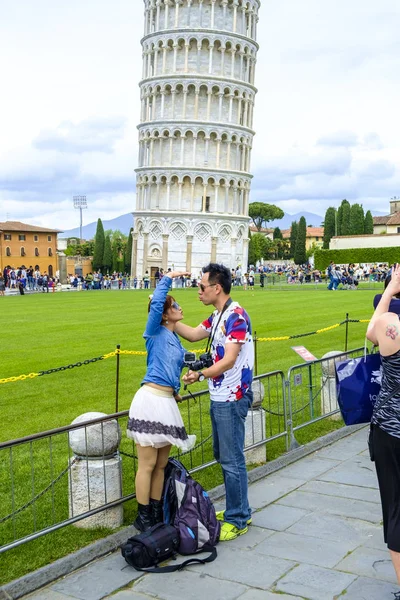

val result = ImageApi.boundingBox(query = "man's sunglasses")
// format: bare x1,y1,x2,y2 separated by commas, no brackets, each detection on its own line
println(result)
198,283,217,292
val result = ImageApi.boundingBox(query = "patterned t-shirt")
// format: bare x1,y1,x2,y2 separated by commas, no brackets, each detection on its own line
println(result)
200,301,254,402
372,349,400,439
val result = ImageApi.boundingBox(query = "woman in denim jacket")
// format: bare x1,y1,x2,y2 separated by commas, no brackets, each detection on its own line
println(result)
127,270,195,531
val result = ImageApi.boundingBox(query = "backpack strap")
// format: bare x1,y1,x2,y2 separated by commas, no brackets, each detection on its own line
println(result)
135,545,217,573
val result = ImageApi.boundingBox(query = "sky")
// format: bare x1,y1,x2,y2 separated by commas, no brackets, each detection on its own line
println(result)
0,0,399,231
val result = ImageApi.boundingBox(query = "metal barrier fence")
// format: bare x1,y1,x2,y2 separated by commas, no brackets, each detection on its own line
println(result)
0,348,364,555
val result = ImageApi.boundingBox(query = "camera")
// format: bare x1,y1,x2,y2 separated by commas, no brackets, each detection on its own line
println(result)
183,351,213,371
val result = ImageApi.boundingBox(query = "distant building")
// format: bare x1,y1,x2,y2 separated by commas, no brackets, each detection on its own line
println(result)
0,221,62,276
281,227,324,251
373,198,400,235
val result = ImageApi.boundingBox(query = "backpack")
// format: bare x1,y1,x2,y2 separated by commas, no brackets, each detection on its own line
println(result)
162,457,220,556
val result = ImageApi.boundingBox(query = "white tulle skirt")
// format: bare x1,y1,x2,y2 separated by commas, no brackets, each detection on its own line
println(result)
127,385,196,450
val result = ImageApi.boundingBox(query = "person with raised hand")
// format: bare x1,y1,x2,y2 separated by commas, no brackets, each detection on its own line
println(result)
127,270,195,532
367,263,400,586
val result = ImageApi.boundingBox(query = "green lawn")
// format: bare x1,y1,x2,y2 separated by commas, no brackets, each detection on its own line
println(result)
0,284,376,439
0,284,377,583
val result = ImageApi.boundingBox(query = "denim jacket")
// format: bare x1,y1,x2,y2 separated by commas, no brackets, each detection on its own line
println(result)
141,276,184,392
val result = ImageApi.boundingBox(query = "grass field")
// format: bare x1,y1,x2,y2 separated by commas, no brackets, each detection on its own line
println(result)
0,284,377,583
1,284,376,440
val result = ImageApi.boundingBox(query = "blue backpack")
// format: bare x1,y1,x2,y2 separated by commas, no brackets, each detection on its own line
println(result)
163,457,220,557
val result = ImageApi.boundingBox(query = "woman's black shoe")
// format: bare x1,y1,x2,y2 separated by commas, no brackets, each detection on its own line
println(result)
150,498,163,524
134,503,153,532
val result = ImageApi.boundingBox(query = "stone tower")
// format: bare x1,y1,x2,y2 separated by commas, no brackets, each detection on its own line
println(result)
131,0,260,281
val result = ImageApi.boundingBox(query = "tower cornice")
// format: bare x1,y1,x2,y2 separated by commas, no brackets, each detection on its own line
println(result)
141,28,259,52
140,73,258,94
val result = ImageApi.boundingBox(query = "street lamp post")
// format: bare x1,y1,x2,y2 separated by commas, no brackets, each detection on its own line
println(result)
73,196,88,243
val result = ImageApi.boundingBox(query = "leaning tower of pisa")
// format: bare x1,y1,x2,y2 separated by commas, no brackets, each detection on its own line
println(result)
131,0,260,280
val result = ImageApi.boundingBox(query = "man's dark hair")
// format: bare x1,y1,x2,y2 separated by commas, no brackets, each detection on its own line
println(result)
202,263,232,294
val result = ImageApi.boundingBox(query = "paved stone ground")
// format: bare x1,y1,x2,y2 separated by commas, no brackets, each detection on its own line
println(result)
12,427,400,600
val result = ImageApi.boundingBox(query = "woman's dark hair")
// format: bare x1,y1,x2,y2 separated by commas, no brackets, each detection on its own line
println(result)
384,265,400,299
148,294,176,321
202,263,232,294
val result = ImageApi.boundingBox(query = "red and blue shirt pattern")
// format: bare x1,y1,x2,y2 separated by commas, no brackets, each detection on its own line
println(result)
201,301,254,402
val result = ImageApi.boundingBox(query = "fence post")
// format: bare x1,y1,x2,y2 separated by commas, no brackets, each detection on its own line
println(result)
344,313,349,352
115,344,120,413
254,331,258,376
285,379,301,451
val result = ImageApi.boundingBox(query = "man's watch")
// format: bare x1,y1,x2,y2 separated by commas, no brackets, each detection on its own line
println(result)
198,371,206,382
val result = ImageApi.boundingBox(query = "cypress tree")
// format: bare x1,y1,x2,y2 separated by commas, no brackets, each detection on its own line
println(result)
337,205,343,236
341,200,351,235
323,207,336,249
103,235,112,274
349,203,365,235
93,219,105,272
125,228,133,273
289,221,298,257
294,216,307,265
364,210,374,234
273,227,283,239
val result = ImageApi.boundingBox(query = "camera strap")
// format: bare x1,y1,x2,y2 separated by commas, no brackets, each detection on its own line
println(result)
205,297,233,355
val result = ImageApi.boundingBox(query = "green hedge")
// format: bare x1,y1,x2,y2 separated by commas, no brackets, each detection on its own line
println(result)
314,247,400,270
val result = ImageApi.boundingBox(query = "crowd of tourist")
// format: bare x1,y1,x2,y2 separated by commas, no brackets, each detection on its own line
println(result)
1,262,391,296
1,266,59,295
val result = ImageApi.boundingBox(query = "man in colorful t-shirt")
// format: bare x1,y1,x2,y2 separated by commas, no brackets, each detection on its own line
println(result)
177,263,254,541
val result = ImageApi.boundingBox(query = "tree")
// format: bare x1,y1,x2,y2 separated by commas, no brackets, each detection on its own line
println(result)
248,233,271,266
248,202,284,231
349,203,365,235
294,216,307,265
273,227,283,239
103,235,112,273
124,227,133,273
93,219,105,271
340,200,351,235
364,210,374,234
289,221,298,257
323,207,336,249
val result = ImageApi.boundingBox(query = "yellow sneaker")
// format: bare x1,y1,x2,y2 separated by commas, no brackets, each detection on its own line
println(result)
219,521,248,542
216,510,252,526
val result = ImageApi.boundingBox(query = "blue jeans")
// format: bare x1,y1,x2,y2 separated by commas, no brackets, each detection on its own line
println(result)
210,391,253,529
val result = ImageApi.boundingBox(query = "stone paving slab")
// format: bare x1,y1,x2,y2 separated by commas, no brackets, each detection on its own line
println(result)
50,552,141,600
105,592,155,600
277,489,382,523
236,591,304,600
186,545,295,590
253,530,354,568
132,571,248,600
275,564,357,600
248,474,307,509
272,455,340,480
314,429,369,461
335,546,397,584
299,479,381,503
317,456,378,488
251,504,309,531
286,511,381,546
22,592,76,600
338,575,400,599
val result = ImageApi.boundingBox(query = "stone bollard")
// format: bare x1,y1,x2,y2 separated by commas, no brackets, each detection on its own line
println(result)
68,412,123,529
245,380,267,465
321,351,343,420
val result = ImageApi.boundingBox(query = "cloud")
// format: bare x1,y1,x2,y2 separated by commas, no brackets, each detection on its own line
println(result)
33,116,127,154
358,159,395,180
317,131,359,147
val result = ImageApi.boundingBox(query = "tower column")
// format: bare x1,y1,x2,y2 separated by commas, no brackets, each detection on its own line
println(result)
186,235,193,272
211,236,218,262
162,234,169,271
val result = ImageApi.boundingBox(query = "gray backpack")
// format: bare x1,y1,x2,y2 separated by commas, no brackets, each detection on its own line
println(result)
163,458,220,556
